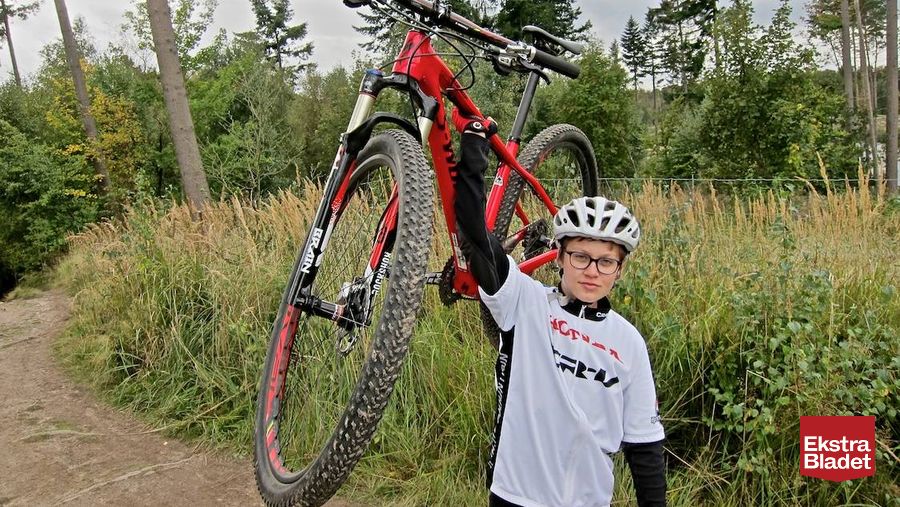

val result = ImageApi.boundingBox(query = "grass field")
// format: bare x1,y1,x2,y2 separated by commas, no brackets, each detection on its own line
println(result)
55,173,899,505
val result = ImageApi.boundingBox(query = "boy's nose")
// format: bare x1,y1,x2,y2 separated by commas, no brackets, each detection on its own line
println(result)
583,263,602,277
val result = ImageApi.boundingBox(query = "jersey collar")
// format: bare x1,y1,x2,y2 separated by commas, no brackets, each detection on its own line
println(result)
552,285,611,321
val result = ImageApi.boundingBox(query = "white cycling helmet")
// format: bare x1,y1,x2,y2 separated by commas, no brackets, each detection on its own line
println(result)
552,196,641,253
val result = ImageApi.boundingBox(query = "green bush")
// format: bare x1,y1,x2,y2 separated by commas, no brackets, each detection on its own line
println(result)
0,120,99,282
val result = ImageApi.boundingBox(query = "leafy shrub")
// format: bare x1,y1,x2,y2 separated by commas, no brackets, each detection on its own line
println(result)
0,120,99,281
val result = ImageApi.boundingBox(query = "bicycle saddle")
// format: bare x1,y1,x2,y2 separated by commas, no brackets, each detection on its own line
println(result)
522,25,585,55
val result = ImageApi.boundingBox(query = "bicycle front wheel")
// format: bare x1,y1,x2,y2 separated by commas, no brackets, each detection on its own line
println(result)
254,129,433,506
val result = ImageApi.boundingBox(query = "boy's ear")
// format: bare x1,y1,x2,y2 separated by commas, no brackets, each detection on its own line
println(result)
615,259,626,280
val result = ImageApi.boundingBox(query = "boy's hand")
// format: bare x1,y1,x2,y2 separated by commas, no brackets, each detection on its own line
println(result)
452,108,498,138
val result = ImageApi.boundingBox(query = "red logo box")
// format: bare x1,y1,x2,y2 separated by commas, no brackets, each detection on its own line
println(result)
800,416,876,482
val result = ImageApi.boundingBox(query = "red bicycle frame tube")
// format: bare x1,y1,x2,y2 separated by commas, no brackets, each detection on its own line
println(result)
373,30,560,297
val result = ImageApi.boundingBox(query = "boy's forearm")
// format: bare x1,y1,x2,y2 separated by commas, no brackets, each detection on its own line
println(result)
622,440,666,506
453,131,508,295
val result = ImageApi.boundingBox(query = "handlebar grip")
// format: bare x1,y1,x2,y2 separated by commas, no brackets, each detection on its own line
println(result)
531,48,580,79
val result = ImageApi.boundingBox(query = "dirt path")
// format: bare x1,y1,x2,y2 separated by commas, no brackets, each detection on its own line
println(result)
0,291,358,507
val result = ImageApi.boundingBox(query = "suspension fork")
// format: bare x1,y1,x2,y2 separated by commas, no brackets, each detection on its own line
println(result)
288,70,437,316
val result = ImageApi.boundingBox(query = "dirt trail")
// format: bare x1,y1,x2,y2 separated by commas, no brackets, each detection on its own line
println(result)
0,291,358,507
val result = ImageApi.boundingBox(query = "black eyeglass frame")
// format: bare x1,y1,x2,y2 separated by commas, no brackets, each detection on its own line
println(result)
562,249,623,275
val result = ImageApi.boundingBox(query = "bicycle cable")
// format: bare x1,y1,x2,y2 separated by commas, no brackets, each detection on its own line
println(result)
370,0,491,120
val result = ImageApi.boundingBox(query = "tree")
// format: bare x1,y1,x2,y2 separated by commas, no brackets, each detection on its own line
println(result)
355,0,493,56
806,0,887,106
840,0,855,110
671,0,860,183
854,0,879,176
249,0,313,79
147,0,210,215
53,0,110,191
648,0,717,93
642,13,663,123
0,0,38,87
887,0,897,192
122,0,218,75
621,15,647,94
494,0,591,42
540,43,642,177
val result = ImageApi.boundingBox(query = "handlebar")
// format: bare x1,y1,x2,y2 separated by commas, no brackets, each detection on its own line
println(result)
530,47,580,79
346,0,581,79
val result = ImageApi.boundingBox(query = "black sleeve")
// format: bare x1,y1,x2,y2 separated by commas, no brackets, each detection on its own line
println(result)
622,440,667,507
453,132,509,295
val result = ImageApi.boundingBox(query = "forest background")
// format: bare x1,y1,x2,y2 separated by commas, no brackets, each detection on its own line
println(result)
1,0,898,290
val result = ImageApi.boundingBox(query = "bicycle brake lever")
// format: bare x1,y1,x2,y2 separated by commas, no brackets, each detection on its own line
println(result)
517,60,552,84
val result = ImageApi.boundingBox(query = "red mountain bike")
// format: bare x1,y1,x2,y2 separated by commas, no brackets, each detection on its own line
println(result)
254,0,598,504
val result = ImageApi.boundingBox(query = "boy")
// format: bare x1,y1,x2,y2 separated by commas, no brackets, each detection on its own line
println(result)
452,109,666,507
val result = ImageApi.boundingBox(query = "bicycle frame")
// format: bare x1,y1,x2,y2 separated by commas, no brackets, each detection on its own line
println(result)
290,29,562,322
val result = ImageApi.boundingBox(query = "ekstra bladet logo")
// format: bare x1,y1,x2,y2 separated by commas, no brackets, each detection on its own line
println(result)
800,416,875,482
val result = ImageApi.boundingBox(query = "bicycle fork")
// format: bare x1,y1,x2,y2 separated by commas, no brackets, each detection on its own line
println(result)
287,69,438,335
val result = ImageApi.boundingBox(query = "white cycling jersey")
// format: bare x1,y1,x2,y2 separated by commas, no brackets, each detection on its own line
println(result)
480,257,665,507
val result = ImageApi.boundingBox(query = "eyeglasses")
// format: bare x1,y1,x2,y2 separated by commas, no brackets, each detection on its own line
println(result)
564,250,622,275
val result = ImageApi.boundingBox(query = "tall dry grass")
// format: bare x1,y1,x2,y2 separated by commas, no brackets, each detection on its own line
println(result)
56,175,898,505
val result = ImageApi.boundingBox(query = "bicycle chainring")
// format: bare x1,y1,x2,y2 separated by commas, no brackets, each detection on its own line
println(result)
523,219,551,259
438,257,461,306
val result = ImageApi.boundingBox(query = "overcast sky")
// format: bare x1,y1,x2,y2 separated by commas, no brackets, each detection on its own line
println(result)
1,0,809,82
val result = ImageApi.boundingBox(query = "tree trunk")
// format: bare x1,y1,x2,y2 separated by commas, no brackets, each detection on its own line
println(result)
711,0,720,72
1,0,21,87
52,0,109,190
146,0,210,216
678,19,687,93
854,0,879,178
887,0,898,192
651,63,658,138
840,0,855,111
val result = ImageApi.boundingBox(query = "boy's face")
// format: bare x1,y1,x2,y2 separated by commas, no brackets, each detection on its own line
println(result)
556,237,626,305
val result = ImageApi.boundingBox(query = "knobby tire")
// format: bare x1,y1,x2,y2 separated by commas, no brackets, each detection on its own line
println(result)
254,130,433,506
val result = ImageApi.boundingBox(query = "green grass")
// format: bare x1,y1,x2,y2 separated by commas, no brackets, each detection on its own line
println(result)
54,178,899,506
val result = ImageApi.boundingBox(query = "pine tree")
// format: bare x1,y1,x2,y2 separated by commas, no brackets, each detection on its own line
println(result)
355,0,493,57
643,13,662,119
494,0,591,41
648,0,717,92
621,15,647,92
249,0,313,78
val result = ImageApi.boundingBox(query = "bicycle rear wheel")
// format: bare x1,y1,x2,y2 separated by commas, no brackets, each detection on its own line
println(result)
254,129,433,506
482,124,598,345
